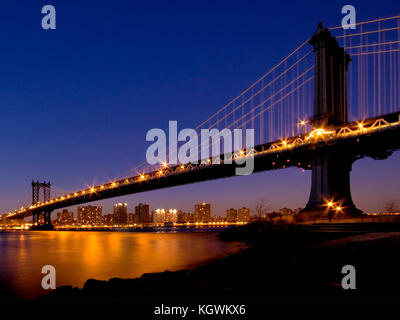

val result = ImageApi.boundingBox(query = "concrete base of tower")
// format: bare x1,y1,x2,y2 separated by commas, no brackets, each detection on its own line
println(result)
298,148,364,222
297,204,363,222
30,223,55,231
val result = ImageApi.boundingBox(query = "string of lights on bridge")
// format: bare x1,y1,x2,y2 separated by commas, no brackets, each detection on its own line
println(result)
5,114,400,219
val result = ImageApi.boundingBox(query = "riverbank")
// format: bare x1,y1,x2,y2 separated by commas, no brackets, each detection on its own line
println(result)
39,221,400,300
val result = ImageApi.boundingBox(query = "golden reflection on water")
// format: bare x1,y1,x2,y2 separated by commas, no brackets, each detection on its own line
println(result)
0,231,239,298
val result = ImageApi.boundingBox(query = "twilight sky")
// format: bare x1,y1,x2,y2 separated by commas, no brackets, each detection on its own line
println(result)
0,0,399,216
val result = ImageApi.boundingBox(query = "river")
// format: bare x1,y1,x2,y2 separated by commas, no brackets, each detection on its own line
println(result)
0,229,240,299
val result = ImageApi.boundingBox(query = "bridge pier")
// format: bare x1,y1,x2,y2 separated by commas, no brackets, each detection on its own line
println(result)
31,210,54,230
43,211,52,225
30,181,54,230
32,212,40,225
299,22,362,220
300,148,362,220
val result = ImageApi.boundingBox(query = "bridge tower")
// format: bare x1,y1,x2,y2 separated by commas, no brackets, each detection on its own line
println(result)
31,181,52,227
301,23,362,219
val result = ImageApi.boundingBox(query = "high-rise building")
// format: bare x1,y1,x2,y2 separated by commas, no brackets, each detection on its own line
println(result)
135,203,150,224
77,205,102,225
56,209,74,225
226,208,238,222
177,210,194,223
152,208,182,223
103,213,114,225
127,213,136,224
194,202,211,222
165,209,178,223
113,203,128,225
238,207,250,222
152,208,166,223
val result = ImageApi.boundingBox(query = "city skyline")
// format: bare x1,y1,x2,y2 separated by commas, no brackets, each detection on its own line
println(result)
47,201,256,226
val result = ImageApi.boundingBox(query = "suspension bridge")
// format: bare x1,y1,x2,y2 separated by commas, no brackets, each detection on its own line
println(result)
2,15,400,228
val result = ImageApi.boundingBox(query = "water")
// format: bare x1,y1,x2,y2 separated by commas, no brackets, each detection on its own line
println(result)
0,230,240,299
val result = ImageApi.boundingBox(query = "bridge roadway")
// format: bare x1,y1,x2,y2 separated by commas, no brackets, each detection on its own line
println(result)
4,111,400,220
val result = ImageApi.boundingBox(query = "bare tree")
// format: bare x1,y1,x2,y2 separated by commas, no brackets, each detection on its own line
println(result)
253,197,271,220
383,200,398,214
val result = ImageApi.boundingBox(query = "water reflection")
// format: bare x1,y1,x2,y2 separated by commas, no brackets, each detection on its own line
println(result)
0,231,239,298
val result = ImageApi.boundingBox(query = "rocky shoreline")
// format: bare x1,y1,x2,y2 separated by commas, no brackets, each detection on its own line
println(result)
39,222,400,300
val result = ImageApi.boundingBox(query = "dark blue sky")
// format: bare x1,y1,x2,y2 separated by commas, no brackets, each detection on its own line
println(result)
1,0,399,216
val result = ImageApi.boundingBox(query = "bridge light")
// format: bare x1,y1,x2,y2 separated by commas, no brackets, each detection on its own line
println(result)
100,185,105,189
162,162,168,168
336,206,342,212
112,182,117,187
180,165,185,170
327,201,333,208
90,187,95,193
74,193,78,196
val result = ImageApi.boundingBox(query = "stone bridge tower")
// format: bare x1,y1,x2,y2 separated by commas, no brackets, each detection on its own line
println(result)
300,23,362,219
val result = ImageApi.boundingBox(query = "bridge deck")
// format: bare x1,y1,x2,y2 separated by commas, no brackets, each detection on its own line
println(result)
4,111,400,220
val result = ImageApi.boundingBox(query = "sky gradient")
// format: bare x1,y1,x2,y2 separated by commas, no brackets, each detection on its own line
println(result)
1,0,399,216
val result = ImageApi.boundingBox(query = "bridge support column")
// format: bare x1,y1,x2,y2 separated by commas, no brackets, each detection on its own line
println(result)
32,212,40,225
31,210,54,230
30,181,54,230
300,149,362,220
43,211,52,225
299,22,362,220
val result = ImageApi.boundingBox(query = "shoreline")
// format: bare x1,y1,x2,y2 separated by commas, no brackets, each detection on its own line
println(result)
37,222,400,301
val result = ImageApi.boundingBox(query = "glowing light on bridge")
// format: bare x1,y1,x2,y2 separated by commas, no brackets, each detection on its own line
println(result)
305,128,335,141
